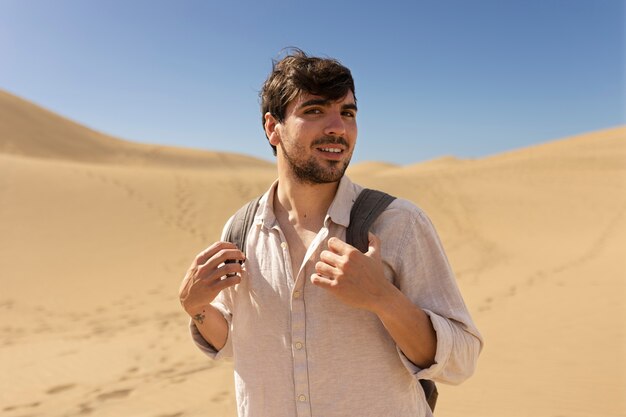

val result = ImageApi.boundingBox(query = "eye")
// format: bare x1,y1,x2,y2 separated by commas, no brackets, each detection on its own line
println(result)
304,108,322,115
342,110,356,118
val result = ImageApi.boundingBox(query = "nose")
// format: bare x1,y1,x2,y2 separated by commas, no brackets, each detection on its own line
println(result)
323,112,346,137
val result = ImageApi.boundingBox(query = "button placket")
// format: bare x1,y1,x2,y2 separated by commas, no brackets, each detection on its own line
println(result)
289,226,329,417
291,280,310,416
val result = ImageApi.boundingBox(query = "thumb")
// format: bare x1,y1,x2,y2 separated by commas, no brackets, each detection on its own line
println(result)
366,232,381,259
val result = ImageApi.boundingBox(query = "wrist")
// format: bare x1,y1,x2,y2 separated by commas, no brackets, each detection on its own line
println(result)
185,303,213,320
370,283,402,317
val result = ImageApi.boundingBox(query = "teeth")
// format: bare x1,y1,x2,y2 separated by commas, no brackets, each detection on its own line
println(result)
320,148,341,153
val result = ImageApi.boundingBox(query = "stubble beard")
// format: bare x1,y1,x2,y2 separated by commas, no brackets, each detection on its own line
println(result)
282,136,352,185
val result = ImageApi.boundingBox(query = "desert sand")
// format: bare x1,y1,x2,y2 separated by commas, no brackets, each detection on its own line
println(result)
1,89,624,417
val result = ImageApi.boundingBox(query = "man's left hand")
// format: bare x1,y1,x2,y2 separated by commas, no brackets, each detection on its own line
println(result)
311,233,397,313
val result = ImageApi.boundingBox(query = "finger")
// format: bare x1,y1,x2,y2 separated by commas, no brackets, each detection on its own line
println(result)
315,261,338,279
207,261,243,281
310,273,335,289
366,233,381,259
327,237,353,255
201,248,246,272
212,274,242,292
183,262,242,307
319,249,343,267
195,241,239,265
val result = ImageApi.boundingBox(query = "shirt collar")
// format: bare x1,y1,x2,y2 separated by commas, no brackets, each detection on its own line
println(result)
255,176,361,230
326,176,360,228
255,179,279,229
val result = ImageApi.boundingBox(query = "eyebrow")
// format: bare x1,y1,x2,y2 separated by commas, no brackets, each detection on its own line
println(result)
299,98,358,112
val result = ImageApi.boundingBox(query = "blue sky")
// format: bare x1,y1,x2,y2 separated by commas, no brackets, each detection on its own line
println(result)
1,0,623,165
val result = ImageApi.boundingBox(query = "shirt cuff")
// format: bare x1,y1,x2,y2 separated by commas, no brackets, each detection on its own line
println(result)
396,309,453,380
189,304,233,361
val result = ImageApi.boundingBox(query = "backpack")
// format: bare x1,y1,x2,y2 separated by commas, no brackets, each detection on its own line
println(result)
224,188,438,412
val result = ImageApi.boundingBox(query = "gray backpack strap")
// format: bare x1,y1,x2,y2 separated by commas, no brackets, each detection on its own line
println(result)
421,380,438,412
224,195,262,254
346,188,396,252
346,188,438,413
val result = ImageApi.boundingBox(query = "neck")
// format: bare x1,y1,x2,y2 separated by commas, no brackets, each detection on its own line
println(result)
274,174,340,228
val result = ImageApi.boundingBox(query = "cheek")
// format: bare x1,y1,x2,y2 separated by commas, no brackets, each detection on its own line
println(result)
347,119,358,137
347,124,358,147
285,125,309,147
290,121,308,138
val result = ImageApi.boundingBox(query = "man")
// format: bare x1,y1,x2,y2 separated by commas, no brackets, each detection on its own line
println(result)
178,49,483,417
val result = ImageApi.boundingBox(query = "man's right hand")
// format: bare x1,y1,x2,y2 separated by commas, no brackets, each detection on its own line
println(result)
178,241,245,317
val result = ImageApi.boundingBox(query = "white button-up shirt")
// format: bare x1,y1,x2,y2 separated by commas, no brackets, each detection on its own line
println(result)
191,176,483,417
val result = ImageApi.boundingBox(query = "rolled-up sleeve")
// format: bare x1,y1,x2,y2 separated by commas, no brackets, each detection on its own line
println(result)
379,200,484,385
397,309,482,384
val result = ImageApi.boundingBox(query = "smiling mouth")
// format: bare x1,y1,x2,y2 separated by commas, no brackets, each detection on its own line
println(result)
312,136,349,154
319,147,343,153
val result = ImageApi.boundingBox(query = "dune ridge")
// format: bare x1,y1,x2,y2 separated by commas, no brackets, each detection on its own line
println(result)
1,90,624,417
0,89,273,170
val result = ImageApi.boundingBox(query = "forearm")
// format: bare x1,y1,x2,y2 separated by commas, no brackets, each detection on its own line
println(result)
187,304,229,351
373,285,437,369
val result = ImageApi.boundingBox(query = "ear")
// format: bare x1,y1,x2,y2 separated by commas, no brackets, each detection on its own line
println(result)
264,112,281,147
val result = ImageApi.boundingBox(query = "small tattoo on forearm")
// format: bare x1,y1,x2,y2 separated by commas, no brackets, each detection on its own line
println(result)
193,312,206,324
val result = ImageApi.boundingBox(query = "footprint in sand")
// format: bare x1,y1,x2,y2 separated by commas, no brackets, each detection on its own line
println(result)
96,388,133,401
0,299,15,309
46,383,76,394
2,401,40,412
78,402,94,415
210,390,230,403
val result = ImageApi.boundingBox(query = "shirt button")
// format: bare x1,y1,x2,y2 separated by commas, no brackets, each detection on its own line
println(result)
281,242,288,249
298,394,307,402
295,341,304,350
293,291,301,299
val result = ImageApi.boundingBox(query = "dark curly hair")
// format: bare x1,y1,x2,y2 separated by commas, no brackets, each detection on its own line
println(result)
260,48,356,155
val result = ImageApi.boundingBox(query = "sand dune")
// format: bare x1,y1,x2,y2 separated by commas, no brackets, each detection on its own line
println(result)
346,160,400,176
1,89,624,417
0,89,273,170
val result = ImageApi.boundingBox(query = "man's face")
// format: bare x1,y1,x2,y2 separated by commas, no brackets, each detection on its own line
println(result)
269,91,358,185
